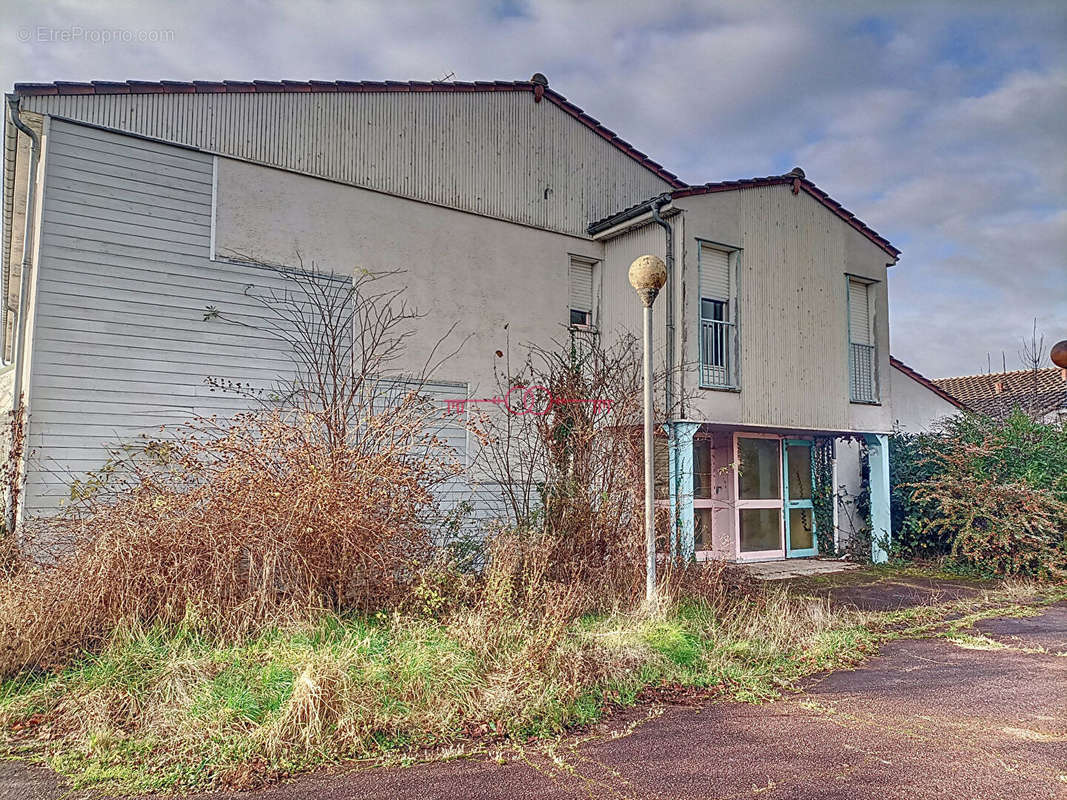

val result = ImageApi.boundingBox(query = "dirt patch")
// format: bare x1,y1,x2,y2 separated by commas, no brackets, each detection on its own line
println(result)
790,569,991,611
0,760,65,800
975,602,1067,652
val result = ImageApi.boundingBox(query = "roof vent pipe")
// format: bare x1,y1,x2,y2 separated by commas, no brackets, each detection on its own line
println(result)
530,73,548,102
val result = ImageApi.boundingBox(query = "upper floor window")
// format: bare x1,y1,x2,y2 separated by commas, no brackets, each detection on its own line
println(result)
569,256,596,328
848,276,878,403
699,242,738,389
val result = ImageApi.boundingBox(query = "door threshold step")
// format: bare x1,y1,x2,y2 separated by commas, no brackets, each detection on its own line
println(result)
743,559,860,581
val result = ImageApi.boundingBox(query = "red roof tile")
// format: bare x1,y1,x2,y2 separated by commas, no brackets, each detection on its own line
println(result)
934,367,1067,418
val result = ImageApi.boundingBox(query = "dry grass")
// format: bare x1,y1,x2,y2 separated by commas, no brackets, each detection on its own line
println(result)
0,577,876,793
0,397,457,676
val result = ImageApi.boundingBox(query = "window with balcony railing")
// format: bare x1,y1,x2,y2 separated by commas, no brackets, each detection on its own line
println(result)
849,341,876,402
699,243,737,389
848,277,878,402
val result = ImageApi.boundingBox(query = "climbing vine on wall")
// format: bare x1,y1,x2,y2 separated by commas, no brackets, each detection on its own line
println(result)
847,438,874,561
811,436,836,555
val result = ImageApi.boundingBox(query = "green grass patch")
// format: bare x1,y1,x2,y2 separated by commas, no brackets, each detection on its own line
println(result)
0,571,1061,795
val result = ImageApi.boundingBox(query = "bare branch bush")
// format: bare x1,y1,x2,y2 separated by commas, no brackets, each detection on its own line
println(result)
0,265,466,675
473,331,719,607
0,399,26,575
1017,318,1050,420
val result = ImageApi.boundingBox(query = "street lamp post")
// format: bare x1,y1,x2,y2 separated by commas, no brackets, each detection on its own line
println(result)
628,255,668,607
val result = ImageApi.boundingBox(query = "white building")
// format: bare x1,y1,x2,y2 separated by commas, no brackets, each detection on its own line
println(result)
3,75,955,563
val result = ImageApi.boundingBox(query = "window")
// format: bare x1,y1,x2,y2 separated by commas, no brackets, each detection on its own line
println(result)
848,277,877,402
698,242,737,388
693,437,714,555
569,256,595,327
653,437,669,500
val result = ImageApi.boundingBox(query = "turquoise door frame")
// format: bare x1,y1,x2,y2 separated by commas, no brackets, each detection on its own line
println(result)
667,421,701,560
783,439,817,558
862,433,891,563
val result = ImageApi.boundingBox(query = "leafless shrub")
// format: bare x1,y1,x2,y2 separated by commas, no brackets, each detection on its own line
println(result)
0,399,26,575
0,267,465,675
475,331,683,607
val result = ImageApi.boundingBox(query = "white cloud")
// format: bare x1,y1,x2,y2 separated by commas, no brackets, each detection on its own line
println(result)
2,0,1064,377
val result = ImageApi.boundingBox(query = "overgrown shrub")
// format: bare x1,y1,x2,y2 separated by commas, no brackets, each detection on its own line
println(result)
0,394,461,677
892,411,1067,578
889,429,942,558
475,333,656,602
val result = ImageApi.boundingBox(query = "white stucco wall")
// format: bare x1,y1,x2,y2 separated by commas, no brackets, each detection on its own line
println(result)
215,157,603,400
889,364,961,433
834,364,963,553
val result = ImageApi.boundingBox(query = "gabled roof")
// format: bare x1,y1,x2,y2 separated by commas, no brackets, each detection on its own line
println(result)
12,80,897,257
673,172,899,258
889,357,968,410
12,78,686,189
933,367,1067,418
587,169,899,259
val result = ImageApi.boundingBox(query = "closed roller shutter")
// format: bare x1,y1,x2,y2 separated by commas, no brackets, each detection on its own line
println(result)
848,278,872,345
569,258,593,315
699,244,731,302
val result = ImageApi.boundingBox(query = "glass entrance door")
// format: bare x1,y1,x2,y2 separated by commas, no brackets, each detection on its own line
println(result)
735,435,784,560
783,440,817,558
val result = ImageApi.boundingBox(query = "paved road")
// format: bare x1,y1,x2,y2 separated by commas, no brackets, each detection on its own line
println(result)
2,596,1064,799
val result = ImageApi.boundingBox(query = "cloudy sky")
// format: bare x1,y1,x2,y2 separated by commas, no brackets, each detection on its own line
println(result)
3,0,1064,378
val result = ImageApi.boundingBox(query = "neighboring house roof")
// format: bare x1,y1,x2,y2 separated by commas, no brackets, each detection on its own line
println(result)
12,78,687,189
889,356,968,410
933,367,1067,418
11,79,898,258
590,168,899,259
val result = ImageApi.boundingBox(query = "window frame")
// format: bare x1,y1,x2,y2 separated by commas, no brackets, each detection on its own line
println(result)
846,274,879,404
733,432,785,561
697,239,741,391
691,434,716,561
568,254,599,332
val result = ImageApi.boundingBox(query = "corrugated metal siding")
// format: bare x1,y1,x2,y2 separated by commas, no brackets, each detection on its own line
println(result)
25,120,474,517
736,184,850,429
22,93,673,238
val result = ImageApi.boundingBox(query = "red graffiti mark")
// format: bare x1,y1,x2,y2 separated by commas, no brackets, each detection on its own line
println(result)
444,388,612,416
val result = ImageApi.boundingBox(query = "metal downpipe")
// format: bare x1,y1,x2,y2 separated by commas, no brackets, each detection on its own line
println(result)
650,197,680,557
5,95,41,399
649,198,674,416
